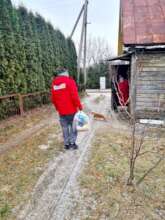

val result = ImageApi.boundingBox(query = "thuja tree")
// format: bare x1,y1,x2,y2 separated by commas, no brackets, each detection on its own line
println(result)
0,1,77,96
0,0,17,95
87,62,110,89
67,38,77,81
0,1,77,118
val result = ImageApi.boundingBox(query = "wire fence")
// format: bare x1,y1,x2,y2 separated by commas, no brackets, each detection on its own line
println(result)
0,91,50,120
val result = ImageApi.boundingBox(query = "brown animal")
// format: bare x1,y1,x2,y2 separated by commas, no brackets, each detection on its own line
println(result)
91,112,107,121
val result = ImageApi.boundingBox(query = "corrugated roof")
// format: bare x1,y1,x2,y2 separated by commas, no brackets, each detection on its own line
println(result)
121,0,165,45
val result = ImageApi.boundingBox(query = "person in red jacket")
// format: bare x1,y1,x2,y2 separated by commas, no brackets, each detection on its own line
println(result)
51,67,83,150
117,76,129,106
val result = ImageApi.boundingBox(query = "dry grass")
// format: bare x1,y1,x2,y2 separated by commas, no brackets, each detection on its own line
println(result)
0,123,63,220
93,95,105,104
77,126,165,220
79,91,89,98
0,105,54,144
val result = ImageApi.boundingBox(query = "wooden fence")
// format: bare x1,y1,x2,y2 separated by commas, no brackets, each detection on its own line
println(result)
0,91,50,120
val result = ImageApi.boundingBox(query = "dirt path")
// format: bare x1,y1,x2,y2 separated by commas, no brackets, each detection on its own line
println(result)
0,113,57,154
18,91,111,220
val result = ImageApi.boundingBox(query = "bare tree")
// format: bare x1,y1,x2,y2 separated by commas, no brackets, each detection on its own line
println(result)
127,121,147,185
75,36,112,67
86,36,112,66
80,35,112,67
127,119,165,186
126,55,165,186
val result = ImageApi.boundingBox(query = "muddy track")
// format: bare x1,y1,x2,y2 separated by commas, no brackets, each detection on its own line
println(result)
0,114,57,155
18,92,110,220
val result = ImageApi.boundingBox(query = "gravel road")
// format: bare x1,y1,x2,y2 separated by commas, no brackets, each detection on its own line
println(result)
18,91,110,220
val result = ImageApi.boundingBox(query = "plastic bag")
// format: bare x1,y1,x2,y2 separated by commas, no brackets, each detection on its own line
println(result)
73,111,90,132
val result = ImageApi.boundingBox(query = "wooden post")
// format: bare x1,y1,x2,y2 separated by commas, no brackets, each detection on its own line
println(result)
83,0,88,88
18,94,24,116
77,0,89,86
77,6,86,84
70,4,85,39
130,54,137,119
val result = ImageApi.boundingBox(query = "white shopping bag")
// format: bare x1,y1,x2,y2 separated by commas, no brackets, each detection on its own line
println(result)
73,111,90,132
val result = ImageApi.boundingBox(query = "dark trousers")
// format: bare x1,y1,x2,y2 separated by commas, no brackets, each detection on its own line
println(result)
60,114,77,146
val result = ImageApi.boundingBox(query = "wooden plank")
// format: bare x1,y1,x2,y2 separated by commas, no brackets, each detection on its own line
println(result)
137,54,165,60
22,91,49,97
138,76,165,81
136,110,165,120
136,98,165,103
137,80,165,85
136,99,165,105
140,67,165,72
0,94,18,100
136,90,165,94
136,101,165,108
136,106,165,111
138,54,165,58
137,80,165,86
138,79,165,84
137,98,164,102
137,94,165,99
138,62,165,67
135,53,165,120
138,72,165,77
137,84,165,90
18,94,24,116
137,58,165,63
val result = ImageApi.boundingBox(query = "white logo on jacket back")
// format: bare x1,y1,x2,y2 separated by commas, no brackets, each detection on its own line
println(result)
53,83,66,91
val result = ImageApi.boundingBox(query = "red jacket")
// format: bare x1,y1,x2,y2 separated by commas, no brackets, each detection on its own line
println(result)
51,76,82,116
118,80,129,106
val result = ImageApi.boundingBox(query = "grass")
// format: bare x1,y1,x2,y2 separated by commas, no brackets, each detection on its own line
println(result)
0,204,11,219
79,91,89,98
93,94,105,104
76,126,165,220
0,105,54,144
0,122,63,220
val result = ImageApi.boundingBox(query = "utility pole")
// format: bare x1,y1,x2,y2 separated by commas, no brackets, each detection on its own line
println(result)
70,4,85,39
70,0,89,89
83,0,88,87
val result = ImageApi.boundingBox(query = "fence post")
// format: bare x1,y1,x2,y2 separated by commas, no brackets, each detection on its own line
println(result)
18,94,24,116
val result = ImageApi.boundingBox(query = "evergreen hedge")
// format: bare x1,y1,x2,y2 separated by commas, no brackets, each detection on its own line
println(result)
0,0,77,118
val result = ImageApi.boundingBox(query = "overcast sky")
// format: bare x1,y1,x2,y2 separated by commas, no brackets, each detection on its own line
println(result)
11,0,120,55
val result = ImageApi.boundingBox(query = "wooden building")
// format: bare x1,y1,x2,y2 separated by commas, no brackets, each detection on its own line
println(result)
108,0,165,120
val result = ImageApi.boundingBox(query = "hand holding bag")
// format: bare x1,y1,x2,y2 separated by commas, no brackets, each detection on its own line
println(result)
73,111,90,132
